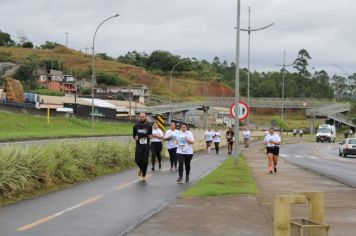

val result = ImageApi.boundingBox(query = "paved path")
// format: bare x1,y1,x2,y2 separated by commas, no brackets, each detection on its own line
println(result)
0,151,225,236
280,142,356,187
130,141,356,236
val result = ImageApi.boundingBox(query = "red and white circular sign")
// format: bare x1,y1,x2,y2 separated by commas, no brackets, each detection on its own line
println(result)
229,101,249,121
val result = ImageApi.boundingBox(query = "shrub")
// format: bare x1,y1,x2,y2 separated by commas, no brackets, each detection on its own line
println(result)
0,141,135,199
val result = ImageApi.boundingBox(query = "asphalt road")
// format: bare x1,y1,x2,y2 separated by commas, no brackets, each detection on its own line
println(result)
0,136,132,148
0,150,226,236
280,142,356,187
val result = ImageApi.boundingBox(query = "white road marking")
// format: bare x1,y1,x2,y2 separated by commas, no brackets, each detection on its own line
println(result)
16,195,103,231
280,154,289,157
308,155,319,160
294,155,303,158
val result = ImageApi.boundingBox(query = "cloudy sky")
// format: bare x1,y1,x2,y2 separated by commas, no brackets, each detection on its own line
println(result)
1,0,355,75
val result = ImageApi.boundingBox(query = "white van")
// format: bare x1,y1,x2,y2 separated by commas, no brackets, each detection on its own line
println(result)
316,124,336,143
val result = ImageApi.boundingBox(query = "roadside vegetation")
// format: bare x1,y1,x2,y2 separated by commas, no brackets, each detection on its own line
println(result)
0,111,131,141
0,141,135,206
183,156,257,198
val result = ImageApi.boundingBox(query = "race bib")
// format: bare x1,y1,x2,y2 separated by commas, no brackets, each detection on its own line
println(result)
178,136,186,146
139,138,148,144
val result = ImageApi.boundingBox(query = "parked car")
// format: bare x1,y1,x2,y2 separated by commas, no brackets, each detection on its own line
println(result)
339,138,356,157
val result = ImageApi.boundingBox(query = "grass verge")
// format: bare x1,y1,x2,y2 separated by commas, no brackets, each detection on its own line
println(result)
0,141,135,206
182,156,257,198
0,111,131,141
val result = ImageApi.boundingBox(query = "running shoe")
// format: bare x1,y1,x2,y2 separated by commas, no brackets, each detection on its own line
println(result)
151,167,155,172
159,163,162,169
177,177,183,184
185,176,189,183
274,167,277,173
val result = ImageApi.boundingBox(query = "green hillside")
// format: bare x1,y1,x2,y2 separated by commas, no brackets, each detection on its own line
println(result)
0,46,234,101
0,111,130,141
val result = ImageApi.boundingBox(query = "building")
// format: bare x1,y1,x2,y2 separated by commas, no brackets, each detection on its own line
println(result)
96,85,150,104
37,69,77,94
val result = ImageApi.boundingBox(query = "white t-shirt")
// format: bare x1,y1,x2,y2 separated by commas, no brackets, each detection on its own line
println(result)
264,133,281,147
205,130,214,142
213,132,221,143
176,130,194,155
243,130,251,139
151,128,163,142
165,129,180,149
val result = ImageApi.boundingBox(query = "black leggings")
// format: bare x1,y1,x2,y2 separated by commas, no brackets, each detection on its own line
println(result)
214,142,220,154
168,147,177,168
135,144,150,177
177,154,193,178
151,142,163,168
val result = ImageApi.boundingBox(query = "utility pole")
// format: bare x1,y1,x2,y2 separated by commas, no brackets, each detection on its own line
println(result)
275,50,293,140
233,0,241,165
85,45,89,54
240,6,273,126
65,32,69,47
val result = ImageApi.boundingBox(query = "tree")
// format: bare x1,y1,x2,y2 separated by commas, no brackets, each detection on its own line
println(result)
146,50,179,71
293,49,311,78
117,51,148,68
0,30,15,46
331,75,347,98
40,41,62,49
22,41,34,48
13,63,38,90
96,71,128,86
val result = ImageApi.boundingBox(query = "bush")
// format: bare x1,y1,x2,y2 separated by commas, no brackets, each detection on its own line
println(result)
0,142,135,199
34,88,65,96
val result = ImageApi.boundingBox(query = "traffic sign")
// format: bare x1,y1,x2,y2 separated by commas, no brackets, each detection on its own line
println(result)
229,101,249,121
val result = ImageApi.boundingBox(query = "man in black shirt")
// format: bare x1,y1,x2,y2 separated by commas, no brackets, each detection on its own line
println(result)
133,113,152,182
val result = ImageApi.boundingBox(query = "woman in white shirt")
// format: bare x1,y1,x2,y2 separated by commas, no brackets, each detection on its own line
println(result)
264,127,281,174
151,122,164,171
164,122,180,171
176,123,194,184
213,129,221,154
205,128,214,154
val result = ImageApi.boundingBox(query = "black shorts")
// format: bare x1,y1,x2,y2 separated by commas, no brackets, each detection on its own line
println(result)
206,141,212,145
266,146,279,155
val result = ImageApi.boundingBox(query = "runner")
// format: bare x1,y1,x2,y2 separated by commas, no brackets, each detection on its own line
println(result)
243,128,251,149
264,127,281,174
299,129,304,138
213,129,221,154
176,123,194,184
293,128,297,137
133,113,152,182
205,128,213,154
165,122,180,171
226,126,234,155
151,122,163,172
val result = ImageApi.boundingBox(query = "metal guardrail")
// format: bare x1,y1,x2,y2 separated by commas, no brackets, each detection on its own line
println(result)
327,114,356,128
139,101,206,115
306,103,351,117
208,97,336,109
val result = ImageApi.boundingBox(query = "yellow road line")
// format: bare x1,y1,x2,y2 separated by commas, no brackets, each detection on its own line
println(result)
16,195,103,232
116,173,153,189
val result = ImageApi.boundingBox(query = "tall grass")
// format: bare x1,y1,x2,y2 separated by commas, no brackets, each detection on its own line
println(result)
0,141,135,201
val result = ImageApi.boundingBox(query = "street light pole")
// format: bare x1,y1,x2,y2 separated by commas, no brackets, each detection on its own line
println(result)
275,50,293,140
169,59,189,123
233,0,241,165
91,14,119,130
240,7,273,126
